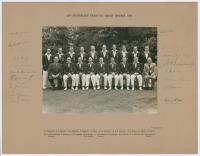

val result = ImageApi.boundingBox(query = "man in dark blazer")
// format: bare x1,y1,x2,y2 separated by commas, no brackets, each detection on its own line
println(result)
42,48,53,89
76,46,88,63
98,44,110,64
130,56,143,90
74,56,86,90
107,57,119,90
65,46,76,63
85,57,96,90
109,44,120,64
140,45,154,65
87,45,99,64
129,46,141,64
95,57,108,90
56,47,66,64
62,57,76,90
119,45,129,63
119,56,131,90
48,56,63,90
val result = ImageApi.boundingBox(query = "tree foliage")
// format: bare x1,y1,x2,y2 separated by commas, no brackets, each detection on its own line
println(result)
42,27,157,56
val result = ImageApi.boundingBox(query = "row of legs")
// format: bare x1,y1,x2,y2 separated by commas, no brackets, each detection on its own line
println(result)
43,71,155,90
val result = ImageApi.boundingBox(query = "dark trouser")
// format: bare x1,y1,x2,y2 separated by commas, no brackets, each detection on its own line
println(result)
48,77,63,89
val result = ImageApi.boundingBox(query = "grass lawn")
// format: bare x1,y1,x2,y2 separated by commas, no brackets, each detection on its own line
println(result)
43,88,157,114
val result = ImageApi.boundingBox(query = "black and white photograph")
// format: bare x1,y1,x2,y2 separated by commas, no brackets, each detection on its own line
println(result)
42,27,157,114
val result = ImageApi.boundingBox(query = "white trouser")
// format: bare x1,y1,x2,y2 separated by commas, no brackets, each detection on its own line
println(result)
96,74,107,87
63,74,76,88
108,74,119,87
86,74,96,87
130,74,142,87
119,74,130,87
42,70,48,88
75,74,86,87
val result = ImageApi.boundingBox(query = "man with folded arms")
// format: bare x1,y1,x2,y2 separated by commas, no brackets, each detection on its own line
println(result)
75,56,86,90
85,57,96,90
63,57,76,90
107,57,119,90
130,57,143,91
48,56,63,90
95,57,108,90
119,57,131,90
143,57,157,89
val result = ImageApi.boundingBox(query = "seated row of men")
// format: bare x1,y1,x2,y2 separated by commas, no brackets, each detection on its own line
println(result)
44,54,157,91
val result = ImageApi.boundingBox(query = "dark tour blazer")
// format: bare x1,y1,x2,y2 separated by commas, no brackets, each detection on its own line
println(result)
75,63,86,74
42,54,53,71
118,62,130,74
76,52,88,63
85,63,96,74
87,52,99,64
65,52,76,63
55,53,66,64
118,51,129,63
62,63,75,75
109,50,120,64
140,52,155,65
48,63,63,76
129,62,143,74
128,52,141,64
107,63,118,74
98,51,110,64
95,63,108,74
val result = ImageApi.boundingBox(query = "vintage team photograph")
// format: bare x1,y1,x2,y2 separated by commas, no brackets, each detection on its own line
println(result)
42,27,157,114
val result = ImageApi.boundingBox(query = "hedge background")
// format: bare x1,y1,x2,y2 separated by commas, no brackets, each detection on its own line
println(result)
42,27,157,56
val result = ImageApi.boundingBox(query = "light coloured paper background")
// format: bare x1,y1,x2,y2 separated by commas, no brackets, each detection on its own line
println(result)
3,2,197,154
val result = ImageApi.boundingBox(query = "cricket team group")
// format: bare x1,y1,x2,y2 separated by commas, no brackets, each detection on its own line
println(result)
42,44,157,91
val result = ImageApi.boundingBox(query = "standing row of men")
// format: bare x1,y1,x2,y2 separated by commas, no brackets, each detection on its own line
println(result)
43,44,157,90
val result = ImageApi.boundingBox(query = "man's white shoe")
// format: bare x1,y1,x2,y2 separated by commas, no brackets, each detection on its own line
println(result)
64,87,67,91
120,87,123,90
108,87,111,90
93,87,96,90
43,87,47,89
115,87,118,90
86,87,89,90
82,87,85,90
132,87,135,91
139,87,143,90
104,87,107,90
127,87,130,91
97,86,100,90
75,87,78,90
71,87,74,90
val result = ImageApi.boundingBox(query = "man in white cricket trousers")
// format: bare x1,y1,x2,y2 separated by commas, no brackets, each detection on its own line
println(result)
85,57,96,90
119,57,131,90
42,48,53,89
130,57,143,90
95,57,108,90
63,57,76,90
75,56,86,90
107,57,119,90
